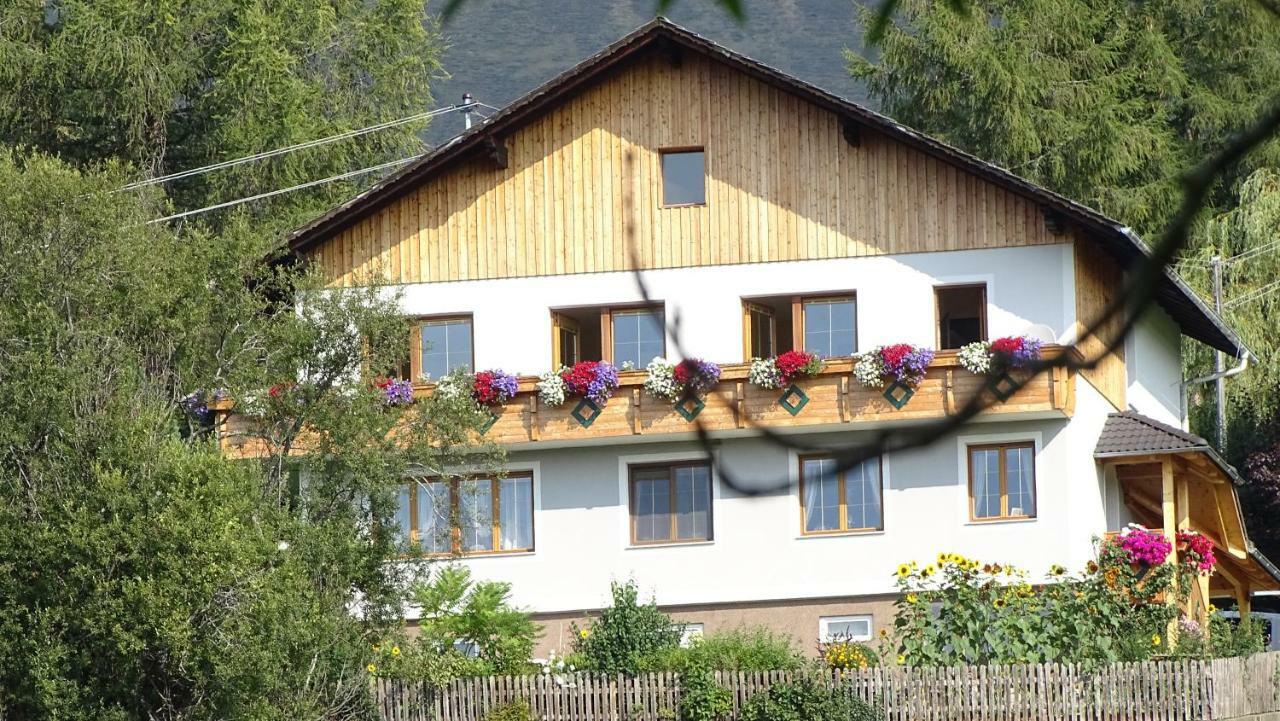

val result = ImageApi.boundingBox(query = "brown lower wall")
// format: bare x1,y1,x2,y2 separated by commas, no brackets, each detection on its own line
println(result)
529,594,899,659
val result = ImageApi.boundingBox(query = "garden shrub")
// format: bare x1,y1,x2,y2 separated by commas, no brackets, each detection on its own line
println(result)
820,640,879,670
678,658,732,721
1209,614,1266,657
891,544,1180,668
573,581,682,674
739,671,882,721
638,626,803,672
484,700,533,721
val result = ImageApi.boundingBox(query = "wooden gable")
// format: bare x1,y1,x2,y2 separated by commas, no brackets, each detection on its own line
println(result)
307,51,1067,287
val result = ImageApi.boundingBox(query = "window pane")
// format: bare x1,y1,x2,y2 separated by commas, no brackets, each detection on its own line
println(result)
845,457,883,530
803,458,840,532
823,617,872,642
1005,446,1035,517
675,465,711,540
613,310,664,368
749,308,774,358
458,479,494,552
971,449,1002,519
558,327,579,367
395,486,413,549
499,475,533,550
662,151,706,205
803,299,856,357
421,319,472,380
633,471,672,542
417,481,452,554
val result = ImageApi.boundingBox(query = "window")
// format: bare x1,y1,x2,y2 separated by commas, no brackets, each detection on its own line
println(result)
968,442,1036,521
743,301,776,359
552,313,581,368
819,615,873,643
661,149,706,206
629,462,713,545
396,472,534,555
610,308,665,369
935,284,987,349
678,623,705,647
800,456,883,534
802,297,857,358
413,316,473,382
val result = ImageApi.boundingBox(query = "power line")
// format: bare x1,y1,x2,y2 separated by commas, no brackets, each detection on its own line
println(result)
120,104,467,192
145,156,418,225
1224,277,1280,309
1223,238,1280,265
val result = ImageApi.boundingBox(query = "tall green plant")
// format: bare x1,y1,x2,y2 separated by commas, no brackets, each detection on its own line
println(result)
573,581,682,675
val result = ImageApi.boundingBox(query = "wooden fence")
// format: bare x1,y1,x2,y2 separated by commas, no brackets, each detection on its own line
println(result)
373,652,1280,721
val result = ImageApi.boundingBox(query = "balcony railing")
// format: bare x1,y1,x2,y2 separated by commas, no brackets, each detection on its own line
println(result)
215,346,1075,456
424,345,1075,447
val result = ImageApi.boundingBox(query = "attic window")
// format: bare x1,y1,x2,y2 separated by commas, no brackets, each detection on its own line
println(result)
661,149,705,206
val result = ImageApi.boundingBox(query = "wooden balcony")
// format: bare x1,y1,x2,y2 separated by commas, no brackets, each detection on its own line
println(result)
216,347,1074,456
472,346,1075,447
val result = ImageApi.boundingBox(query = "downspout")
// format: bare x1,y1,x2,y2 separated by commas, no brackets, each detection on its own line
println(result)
1180,352,1250,432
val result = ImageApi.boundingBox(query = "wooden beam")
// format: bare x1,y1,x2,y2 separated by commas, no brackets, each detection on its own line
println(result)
1176,476,1191,531
1125,487,1244,559
1161,457,1179,639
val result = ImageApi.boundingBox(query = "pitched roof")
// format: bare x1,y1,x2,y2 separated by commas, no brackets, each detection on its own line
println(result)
1094,411,1216,458
285,17,1246,358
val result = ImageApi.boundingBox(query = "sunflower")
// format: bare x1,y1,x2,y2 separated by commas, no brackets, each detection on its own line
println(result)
879,628,889,638
897,563,913,578
937,552,949,566
1049,564,1066,576
896,655,906,665
366,664,377,674
922,564,936,578
906,593,919,604
391,646,401,656
1151,634,1161,647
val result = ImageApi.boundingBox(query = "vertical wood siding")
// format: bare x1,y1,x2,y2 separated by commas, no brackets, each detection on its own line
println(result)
1073,234,1128,410
309,52,1065,286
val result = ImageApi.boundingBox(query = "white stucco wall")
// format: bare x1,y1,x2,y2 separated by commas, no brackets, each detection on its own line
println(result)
389,243,1076,376
410,408,1115,616
1125,308,1184,426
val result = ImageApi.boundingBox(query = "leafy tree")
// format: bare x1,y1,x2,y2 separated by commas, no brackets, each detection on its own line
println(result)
0,0,444,235
0,151,501,719
572,581,682,675
848,0,1280,240
405,565,541,677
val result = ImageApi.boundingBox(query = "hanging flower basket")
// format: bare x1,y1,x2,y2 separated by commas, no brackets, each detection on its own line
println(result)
957,335,1044,401
1177,530,1216,574
853,344,936,409
643,358,722,421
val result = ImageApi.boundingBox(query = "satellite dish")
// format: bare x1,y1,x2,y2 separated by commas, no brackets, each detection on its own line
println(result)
1020,324,1057,344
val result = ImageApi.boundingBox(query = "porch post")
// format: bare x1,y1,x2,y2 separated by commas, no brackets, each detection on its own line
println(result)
1237,582,1252,622
1162,458,1180,640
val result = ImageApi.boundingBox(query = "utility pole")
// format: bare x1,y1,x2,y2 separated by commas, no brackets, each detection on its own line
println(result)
1211,255,1226,447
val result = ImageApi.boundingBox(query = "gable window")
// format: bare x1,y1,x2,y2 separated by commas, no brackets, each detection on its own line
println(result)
968,442,1036,521
609,307,665,369
629,462,713,545
660,149,706,207
397,472,534,555
412,315,473,382
935,284,987,350
802,297,857,358
819,615,873,643
800,455,883,534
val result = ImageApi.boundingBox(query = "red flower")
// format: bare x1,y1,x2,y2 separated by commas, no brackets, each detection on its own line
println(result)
374,377,393,391
991,337,1024,357
880,343,913,370
776,350,818,383
473,371,498,405
673,361,693,386
561,361,600,395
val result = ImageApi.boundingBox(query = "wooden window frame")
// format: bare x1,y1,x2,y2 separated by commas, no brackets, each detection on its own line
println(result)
401,471,535,557
410,314,475,385
628,461,714,546
742,300,777,361
551,312,581,369
659,147,708,208
794,294,858,355
602,304,665,366
934,283,988,350
798,454,884,536
966,442,1037,522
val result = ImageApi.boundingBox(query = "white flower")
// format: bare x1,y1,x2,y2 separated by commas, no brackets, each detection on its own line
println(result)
853,351,887,389
433,369,471,401
642,358,679,401
748,357,783,389
536,369,568,407
957,341,993,375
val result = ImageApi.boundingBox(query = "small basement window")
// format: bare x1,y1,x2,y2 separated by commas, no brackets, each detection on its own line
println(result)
935,284,987,350
819,615,873,643
661,149,706,206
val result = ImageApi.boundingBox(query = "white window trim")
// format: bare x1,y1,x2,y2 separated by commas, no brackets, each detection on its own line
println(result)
617,450,719,550
789,448,891,539
955,431,1042,526
819,614,873,643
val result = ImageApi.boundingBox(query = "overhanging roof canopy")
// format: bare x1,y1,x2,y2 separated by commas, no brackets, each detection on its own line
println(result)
286,18,1246,358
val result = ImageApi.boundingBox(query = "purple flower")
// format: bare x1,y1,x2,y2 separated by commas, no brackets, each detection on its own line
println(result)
379,378,414,407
